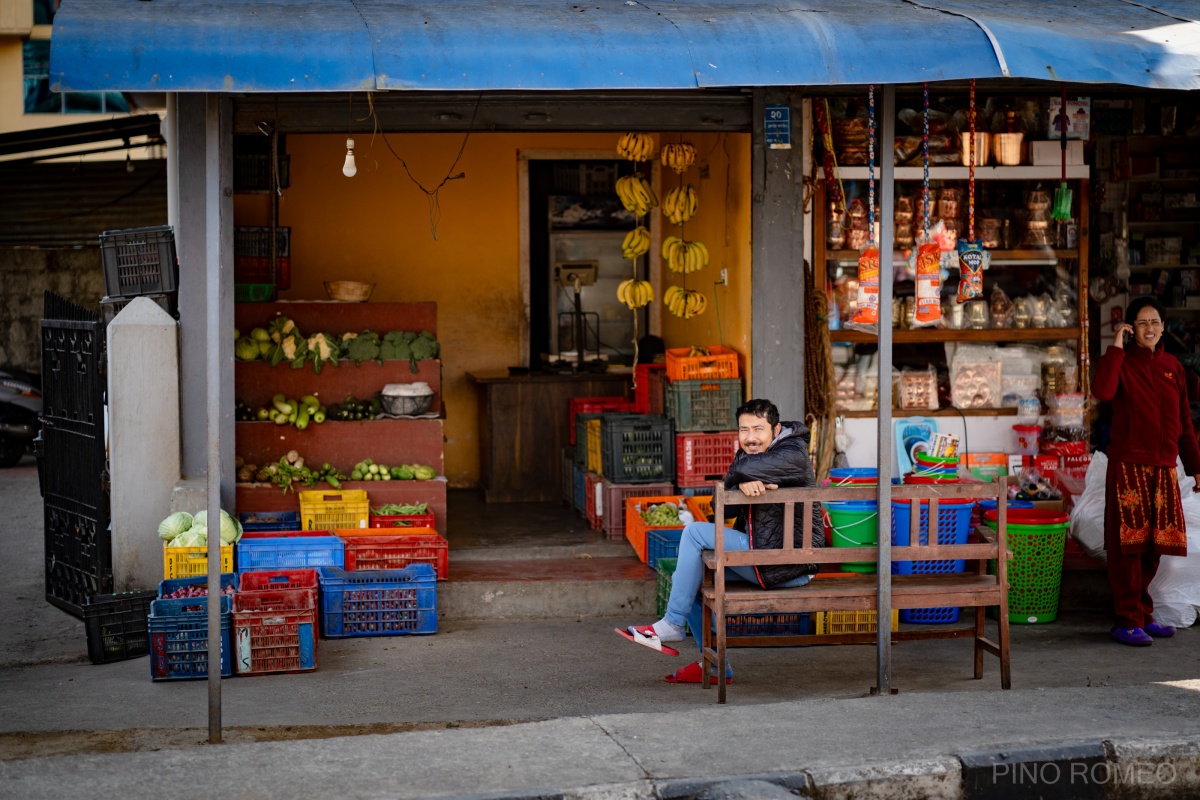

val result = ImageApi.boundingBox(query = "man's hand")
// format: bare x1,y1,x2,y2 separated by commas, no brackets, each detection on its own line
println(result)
738,480,778,497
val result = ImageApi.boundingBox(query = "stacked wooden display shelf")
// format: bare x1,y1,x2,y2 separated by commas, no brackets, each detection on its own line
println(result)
233,302,447,530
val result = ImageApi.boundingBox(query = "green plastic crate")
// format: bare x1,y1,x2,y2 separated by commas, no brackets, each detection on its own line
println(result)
235,283,277,302
665,379,743,432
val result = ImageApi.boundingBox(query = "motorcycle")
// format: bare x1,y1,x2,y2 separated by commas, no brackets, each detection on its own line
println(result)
0,368,42,467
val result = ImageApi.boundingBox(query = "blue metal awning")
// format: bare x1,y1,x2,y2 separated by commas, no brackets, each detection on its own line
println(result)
51,0,1200,93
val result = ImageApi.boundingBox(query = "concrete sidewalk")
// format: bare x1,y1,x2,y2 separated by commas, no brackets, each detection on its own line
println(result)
4,463,1200,798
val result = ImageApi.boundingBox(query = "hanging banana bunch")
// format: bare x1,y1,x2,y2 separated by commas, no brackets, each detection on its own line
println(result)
621,226,651,260
662,236,709,274
617,132,655,162
662,185,698,226
660,142,697,175
618,279,654,310
615,174,657,217
664,286,708,319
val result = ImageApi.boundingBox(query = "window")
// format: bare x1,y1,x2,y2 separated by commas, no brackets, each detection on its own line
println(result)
22,40,130,115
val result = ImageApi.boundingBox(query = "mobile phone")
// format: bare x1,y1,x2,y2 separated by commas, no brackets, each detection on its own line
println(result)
1124,329,1133,346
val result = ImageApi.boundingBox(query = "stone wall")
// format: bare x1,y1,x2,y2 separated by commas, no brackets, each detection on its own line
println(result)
0,247,106,374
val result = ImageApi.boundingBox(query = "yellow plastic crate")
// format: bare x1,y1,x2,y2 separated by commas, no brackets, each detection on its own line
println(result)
163,545,235,580
299,489,370,531
586,419,603,476
815,609,899,635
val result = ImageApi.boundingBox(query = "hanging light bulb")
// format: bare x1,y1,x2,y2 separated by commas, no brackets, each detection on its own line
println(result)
125,152,135,174
342,137,357,178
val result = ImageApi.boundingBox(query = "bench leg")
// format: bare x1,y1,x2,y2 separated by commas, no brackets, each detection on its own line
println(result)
716,607,727,704
973,605,985,680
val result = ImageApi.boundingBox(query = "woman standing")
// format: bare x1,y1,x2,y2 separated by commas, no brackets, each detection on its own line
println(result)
1092,297,1200,645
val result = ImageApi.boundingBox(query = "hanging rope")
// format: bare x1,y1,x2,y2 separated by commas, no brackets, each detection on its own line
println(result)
803,259,837,481
868,85,876,246
968,78,976,243
922,83,930,239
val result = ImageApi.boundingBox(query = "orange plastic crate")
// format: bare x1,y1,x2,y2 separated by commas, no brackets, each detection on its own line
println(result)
685,494,738,528
625,495,687,563
337,530,449,579
665,346,739,382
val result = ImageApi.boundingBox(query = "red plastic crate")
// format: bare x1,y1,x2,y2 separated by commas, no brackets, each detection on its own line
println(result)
339,532,449,579
665,346,740,382
585,471,604,531
232,591,317,675
370,513,437,529
601,480,675,540
237,568,319,610
675,431,739,487
634,364,667,414
568,396,635,444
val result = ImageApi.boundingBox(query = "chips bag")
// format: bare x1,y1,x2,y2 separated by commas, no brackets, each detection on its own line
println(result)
912,242,943,328
956,240,987,303
846,247,880,333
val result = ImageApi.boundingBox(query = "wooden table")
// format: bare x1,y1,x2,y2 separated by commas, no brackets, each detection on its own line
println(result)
468,370,631,503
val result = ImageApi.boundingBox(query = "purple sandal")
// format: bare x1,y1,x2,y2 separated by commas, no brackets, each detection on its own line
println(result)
1144,621,1176,638
1110,626,1153,646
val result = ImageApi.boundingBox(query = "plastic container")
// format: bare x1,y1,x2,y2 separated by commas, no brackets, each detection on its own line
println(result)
298,490,369,531
584,471,604,531
1012,425,1042,456
600,414,675,484
575,413,604,465
634,364,667,414
586,418,604,475
815,609,899,635
829,467,877,486
83,590,156,665
99,225,178,298
675,431,739,487
338,532,448,579
236,568,319,609
826,500,879,573
573,463,586,512
600,479,675,540
985,508,1071,624
158,573,237,599
569,396,636,444
232,591,317,675
239,510,301,533
148,596,233,680
665,345,740,381
369,512,436,529
625,496,687,563
317,564,437,638
665,379,743,432
891,499,976,623
647,528,684,569
162,545,235,580
235,535,345,572
655,556,812,636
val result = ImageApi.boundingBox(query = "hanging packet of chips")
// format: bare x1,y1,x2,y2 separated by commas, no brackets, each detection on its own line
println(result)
911,241,943,328
956,240,988,303
845,246,880,334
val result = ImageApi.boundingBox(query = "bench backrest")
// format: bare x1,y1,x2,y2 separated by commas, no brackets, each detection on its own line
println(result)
708,478,1009,573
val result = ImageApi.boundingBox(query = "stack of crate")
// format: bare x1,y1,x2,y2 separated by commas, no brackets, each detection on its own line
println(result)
663,347,743,496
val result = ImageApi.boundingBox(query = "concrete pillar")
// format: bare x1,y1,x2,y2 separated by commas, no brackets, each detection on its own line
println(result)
107,297,181,591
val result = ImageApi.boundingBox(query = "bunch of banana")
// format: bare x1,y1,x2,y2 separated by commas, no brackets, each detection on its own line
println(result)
687,345,711,357
617,279,654,309
615,174,657,217
663,185,698,225
665,286,708,319
616,132,655,162
661,142,697,174
662,236,709,274
621,226,651,260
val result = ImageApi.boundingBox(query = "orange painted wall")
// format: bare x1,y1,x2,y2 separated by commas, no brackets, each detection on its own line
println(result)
234,132,752,488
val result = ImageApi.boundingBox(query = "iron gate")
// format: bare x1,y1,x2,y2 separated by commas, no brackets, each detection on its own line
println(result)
38,291,110,617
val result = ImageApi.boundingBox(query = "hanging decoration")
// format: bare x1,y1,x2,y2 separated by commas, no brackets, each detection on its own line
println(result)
956,79,987,303
912,83,943,328
847,85,880,334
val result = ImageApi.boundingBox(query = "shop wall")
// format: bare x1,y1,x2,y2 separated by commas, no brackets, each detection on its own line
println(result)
238,132,752,488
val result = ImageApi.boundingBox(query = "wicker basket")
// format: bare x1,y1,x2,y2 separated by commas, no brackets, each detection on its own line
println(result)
324,280,375,302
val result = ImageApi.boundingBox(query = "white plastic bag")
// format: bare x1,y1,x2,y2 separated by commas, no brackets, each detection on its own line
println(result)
1149,473,1200,628
1068,451,1108,560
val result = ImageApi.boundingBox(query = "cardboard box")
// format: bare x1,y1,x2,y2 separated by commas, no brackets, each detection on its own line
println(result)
1030,140,1084,166
1028,500,1065,513
959,452,1008,483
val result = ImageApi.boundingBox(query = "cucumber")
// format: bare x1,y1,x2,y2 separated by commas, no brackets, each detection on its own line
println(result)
272,393,292,415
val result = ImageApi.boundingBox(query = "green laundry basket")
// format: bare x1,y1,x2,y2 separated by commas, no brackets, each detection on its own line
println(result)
826,501,878,574
985,508,1070,624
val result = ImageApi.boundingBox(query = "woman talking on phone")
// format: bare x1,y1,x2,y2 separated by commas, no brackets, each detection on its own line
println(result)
1092,296,1200,646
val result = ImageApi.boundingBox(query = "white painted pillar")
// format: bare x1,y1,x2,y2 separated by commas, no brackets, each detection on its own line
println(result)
107,297,181,591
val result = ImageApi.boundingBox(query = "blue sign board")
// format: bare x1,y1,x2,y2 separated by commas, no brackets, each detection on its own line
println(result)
765,104,791,149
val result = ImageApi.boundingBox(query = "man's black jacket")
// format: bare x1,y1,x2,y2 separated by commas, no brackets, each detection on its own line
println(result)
722,420,825,588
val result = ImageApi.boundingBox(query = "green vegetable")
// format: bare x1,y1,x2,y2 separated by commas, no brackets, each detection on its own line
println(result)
372,502,429,515
157,512,194,541
396,465,414,480
346,330,382,365
641,502,682,527
250,327,271,343
413,464,436,481
235,336,260,361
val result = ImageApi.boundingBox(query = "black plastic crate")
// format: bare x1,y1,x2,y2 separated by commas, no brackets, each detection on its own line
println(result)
234,226,291,258
100,293,175,326
83,589,156,664
99,226,178,298
600,414,675,484
233,153,290,191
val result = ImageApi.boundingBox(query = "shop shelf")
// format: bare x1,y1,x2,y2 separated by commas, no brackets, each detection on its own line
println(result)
584,471,604,531
600,479,674,541
338,531,449,579
158,573,237,599
675,431,739,487
665,379,743,433
317,564,437,638
634,363,667,414
100,225,178,298
298,489,370,531
831,327,1082,345
162,545,235,580
568,396,635,444
665,346,740,382
625,495,687,563
148,596,233,680
82,590,156,665
236,535,345,572
600,414,675,484
232,591,317,675
369,512,437,529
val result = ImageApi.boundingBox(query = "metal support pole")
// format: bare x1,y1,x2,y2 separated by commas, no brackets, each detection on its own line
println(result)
205,92,224,743
875,85,896,696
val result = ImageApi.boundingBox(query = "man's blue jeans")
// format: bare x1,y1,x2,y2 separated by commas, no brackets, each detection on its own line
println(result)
664,521,811,657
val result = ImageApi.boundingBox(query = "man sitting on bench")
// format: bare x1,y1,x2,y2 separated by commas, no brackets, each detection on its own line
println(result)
618,398,825,683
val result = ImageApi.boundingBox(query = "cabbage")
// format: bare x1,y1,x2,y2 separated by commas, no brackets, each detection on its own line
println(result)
169,530,205,548
413,465,437,481
157,512,194,541
250,327,271,342
235,336,260,361
189,509,241,544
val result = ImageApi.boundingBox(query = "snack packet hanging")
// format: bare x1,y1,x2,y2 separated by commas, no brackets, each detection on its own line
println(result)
912,241,943,328
846,246,880,333
956,240,988,303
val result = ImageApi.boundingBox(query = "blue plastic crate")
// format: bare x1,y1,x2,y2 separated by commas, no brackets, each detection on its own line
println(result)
573,463,586,513
236,535,345,571
317,564,437,638
238,510,301,533
891,499,975,624
158,573,237,599
647,528,684,569
148,596,233,680
726,613,813,637
678,485,715,497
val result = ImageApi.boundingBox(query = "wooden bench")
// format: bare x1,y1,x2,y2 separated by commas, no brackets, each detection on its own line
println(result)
699,479,1012,703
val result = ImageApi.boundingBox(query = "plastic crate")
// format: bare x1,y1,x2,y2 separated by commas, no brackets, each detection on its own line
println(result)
234,256,292,287
626,495,687,563
600,414,675,484
369,513,437,529
234,225,292,257
679,485,717,498
99,225,178,298
299,490,370,531
148,596,233,680
586,418,604,475
232,591,317,675
891,499,974,624
815,609,900,635
675,431,739,487
573,463,586,513
600,479,674,540
158,573,237,599
236,535,345,572
665,378,743,432
100,292,175,326
338,531,449,579
561,447,574,505
634,363,667,414
83,590,156,665
569,396,635,444
239,529,333,539
647,528,684,569
654,559,812,636
584,471,604,531
162,545,235,580
239,510,301,533
233,154,291,191
234,283,277,303
575,413,604,464
655,557,677,617
666,346,740,382
317,564,437,638
236,568,319,609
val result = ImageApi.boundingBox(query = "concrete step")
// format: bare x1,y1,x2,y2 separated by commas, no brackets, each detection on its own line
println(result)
440,556,656,621
451,537,633,562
